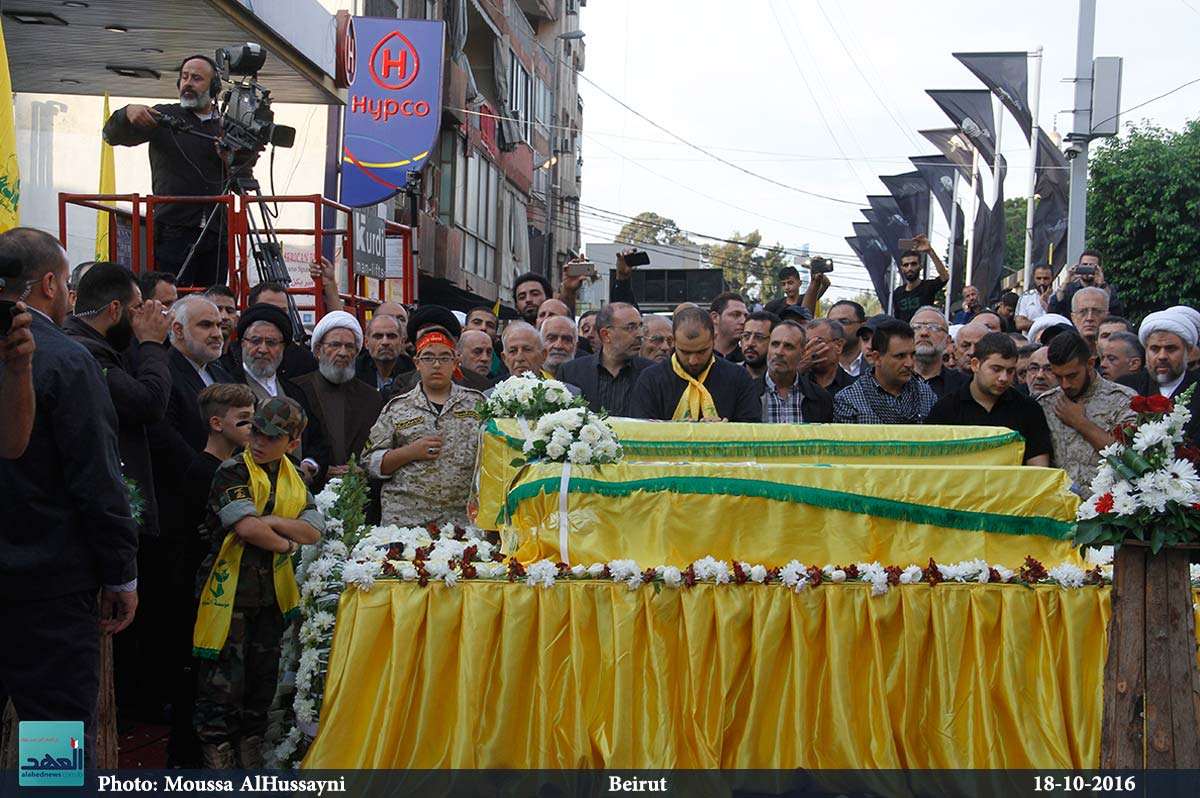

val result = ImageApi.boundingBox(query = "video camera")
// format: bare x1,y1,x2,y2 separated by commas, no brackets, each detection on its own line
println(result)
213,43,295,167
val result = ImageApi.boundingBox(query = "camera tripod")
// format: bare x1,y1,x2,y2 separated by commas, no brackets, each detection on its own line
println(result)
169,120,306,343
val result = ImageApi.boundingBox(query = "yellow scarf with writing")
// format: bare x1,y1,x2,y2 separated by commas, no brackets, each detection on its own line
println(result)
670,353,719,420
193,449,307,659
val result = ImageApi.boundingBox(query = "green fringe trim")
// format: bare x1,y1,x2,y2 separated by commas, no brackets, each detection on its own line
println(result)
500,475,1073,540
192,646,221,661
484,419,1024,460
282,606,301,623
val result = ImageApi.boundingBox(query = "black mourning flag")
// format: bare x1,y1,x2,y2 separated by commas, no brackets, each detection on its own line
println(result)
911,155,959,227
848,228,894,310
919,129,976,180
953,51,1032,143
969,155,1008,302
865,195,913,260
1032,127,1070,276
880,172,931,238
927,90,998,168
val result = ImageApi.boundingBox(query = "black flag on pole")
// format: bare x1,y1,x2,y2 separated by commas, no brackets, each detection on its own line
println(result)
880,172,931,238
848,228,893,310
953,51,1032,142
910,155,959,227
969,155,1008,302
1032,128,1070,276
918,129,976,180
927,90,998,168
865,195,913,259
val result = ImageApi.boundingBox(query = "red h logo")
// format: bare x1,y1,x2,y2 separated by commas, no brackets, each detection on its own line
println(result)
370,31,420,90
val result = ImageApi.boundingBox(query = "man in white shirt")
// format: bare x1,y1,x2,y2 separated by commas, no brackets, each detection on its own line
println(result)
1015,264,1054,332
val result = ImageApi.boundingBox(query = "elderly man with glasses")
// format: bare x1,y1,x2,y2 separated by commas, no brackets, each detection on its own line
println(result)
557,302,654,418
910,306,970,399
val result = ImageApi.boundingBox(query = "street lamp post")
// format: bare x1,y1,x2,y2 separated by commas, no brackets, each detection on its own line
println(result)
545,29,585,282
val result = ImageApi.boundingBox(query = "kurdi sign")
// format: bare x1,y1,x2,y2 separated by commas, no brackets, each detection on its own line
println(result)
340,18,444,208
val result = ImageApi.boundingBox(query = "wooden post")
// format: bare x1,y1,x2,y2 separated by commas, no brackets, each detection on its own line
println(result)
1101,544,1200,768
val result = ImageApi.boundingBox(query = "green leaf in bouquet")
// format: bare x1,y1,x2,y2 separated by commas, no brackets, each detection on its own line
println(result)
1150,525,1166,554
1072,520,1105,549
1121,449,1156,477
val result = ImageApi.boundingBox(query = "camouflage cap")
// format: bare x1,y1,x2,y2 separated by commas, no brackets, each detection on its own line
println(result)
251,396,308,439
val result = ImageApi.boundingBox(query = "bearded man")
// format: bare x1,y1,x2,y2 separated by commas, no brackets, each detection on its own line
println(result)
293,312,383,485
232,303,329,484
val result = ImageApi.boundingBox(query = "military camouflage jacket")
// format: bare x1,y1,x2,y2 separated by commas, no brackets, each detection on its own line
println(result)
364,383,483,528
195,455,324,607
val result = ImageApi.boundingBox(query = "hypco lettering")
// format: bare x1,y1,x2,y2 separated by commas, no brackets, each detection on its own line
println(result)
348,97,430,121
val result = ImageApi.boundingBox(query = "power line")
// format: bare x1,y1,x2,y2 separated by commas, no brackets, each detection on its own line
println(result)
1089,75,1200,132
574,72,861,206
765,0,871,194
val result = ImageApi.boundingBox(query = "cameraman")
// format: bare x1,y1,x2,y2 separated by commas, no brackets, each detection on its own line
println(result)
103,55,228,288
1047,250,1125,317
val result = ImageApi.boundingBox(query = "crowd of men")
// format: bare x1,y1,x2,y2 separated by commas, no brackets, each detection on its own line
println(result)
2,222,1199,770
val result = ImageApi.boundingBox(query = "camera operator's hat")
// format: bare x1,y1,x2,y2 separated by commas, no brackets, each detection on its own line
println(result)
238,303,293,342
251,396,307,440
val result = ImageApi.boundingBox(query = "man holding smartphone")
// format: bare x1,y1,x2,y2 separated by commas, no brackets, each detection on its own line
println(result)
1015,264,1054,332
1047,250,1125,317
890,235,949,323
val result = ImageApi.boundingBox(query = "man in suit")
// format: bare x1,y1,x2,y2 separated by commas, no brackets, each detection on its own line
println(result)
293,311,383,485
0,228,138,764
558,302,653,418
229,303,329,483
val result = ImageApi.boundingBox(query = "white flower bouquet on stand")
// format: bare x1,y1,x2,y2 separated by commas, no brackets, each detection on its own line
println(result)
478,373,586,422
1075,388,1200,552
518,406,623,466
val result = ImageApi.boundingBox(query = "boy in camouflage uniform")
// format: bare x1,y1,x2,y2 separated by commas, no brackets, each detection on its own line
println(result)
192,397,324,768
365,328,483,527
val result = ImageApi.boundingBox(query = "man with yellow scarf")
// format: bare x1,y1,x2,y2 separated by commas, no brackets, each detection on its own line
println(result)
192,396,324,769
630,306,761,422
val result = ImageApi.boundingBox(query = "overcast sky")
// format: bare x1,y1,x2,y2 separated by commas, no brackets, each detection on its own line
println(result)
576,0,1200,298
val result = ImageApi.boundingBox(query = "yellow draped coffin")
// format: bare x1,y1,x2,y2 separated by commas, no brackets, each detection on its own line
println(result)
501,461,1081,569
475,420,1029,531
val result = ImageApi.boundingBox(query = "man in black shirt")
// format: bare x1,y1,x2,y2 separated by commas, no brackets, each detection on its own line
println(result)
104,56,231,287
890,234,949,322
631,306,760,422
911,306,969,399
710,292,748,363
927,332,1052,466
557,302,653,418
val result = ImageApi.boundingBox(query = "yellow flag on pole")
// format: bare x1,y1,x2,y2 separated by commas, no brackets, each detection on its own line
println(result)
0,21,20,232
96,93,115,259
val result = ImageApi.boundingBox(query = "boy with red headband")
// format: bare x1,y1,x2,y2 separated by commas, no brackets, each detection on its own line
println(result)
364,327,484,527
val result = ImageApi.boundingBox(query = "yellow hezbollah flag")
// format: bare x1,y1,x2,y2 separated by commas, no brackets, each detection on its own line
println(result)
0,21,20,231
95,93,115,259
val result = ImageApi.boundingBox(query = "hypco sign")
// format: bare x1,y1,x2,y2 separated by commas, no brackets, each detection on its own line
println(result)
352,207,388,280
339,18,445,208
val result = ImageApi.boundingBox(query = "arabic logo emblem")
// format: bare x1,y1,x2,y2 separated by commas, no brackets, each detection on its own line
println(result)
18,720,84,786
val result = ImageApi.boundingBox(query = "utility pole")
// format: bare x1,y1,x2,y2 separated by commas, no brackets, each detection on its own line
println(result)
1065,0,1097,265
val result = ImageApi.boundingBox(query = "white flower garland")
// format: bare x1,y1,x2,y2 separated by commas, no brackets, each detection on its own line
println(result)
521,406,623,465
479,373,585,421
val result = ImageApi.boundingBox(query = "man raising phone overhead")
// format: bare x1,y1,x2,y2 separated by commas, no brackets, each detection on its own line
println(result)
890,234,949,323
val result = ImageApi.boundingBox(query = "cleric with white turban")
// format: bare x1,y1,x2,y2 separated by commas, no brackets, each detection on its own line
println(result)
1138,309,1198,350
310,310,364,353
1028,313,1074,345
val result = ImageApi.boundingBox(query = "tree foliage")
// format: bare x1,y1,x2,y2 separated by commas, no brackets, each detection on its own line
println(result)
615,212,695,248
704,230,789,303
820,291,881,319
1087,120,1200,322
1003,197,1032,278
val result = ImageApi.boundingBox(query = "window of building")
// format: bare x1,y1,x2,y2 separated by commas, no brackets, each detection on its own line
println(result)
365,0,400,18
533,77,551,135
508,50,532,143
460,150,499,279
532,150,550,196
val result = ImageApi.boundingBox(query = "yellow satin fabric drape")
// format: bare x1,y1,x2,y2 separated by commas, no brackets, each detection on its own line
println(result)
475,421,1028,530
503,461,1080,569
302,580,1110,769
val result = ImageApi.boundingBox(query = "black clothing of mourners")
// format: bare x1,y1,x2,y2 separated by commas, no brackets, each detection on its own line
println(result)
926,382,1053,462
556,351,656,418
630,356,762,422
919,366,971,400
890,277,947,323
104,104,232,286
